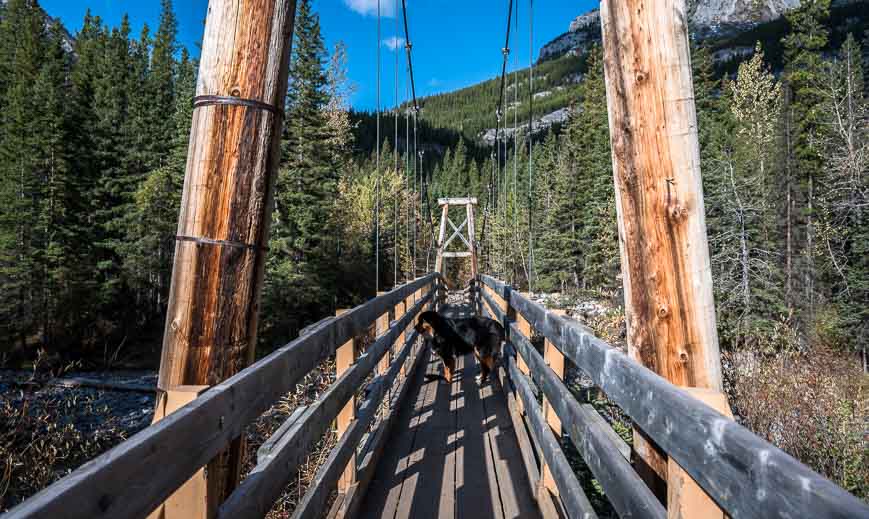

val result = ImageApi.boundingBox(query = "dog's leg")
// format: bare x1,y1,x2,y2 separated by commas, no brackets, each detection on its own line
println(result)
443,356,455,383
478,355,493,384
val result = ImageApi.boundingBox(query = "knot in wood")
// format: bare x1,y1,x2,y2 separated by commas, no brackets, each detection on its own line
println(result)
635,71,647,83
230,86,242,97
679,351,689,363
669,204,688,220
657,304,669,319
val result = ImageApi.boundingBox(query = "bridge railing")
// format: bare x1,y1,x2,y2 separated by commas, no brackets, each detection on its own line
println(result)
7,274,442,519
478,274,869,519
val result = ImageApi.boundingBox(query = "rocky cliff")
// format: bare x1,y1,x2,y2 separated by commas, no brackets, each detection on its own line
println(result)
538,0,826,62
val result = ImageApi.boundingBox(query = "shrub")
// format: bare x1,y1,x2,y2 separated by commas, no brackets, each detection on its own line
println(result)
723,346,868,499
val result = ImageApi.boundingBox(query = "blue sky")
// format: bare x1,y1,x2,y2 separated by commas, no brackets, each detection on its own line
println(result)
40,0,596,109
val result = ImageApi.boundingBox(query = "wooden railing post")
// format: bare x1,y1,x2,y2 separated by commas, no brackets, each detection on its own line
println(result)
541,309,566,498
395,298,408,381
376,292,390,406
601,0,727,513
335,309,358,493
147,386,210,519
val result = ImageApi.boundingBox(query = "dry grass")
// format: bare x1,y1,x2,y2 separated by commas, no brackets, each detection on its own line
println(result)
0,387,130,511
723,346,869,498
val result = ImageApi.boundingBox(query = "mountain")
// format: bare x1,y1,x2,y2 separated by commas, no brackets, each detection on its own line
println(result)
538,0,862,62
0,0,75,52
408,0,868,149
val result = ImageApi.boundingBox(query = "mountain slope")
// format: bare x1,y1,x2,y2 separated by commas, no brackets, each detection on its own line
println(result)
413,0,868,146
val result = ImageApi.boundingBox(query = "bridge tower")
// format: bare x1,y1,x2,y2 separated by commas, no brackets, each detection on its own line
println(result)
434,198,479,281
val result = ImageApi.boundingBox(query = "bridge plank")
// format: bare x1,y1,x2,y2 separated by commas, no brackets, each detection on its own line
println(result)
393,358,454,519
455,354,501,519
504,347,598,519
357,353,436,519
479,370,540,519
217,292,433,518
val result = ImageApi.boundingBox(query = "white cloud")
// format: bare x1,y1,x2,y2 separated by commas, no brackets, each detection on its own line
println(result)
344,0,397,18
382,36,406,51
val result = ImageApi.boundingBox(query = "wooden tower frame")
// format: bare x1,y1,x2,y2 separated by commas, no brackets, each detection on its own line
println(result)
434,197,479,280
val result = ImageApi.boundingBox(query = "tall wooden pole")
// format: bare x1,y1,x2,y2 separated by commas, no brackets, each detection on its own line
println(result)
156,0,297,509
600,0,723,500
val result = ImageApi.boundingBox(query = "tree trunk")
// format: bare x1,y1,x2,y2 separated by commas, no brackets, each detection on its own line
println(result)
600,0,724,498
156,0,297,507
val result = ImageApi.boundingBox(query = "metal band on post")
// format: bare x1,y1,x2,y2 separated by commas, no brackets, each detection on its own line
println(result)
193,95,284,118
175,235,269,252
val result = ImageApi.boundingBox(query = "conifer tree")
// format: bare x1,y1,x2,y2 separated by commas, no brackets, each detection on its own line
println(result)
264,0,339,342
782,0,831,316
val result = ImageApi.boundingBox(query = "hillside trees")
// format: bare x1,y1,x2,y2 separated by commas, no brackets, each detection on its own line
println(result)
814,34,869,364
706,45,787,349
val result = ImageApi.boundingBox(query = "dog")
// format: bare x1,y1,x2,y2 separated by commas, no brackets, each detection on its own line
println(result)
414,311,504,384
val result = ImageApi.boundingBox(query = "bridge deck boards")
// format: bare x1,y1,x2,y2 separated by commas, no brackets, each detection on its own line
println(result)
358,344,540,519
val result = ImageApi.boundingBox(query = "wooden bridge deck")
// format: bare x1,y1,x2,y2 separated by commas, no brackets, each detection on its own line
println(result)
358,306,540,519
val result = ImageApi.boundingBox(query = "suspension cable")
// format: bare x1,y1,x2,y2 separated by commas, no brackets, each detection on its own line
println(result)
375,0,382,293
393,0,399,287
400,0,418,112
527,0,535,292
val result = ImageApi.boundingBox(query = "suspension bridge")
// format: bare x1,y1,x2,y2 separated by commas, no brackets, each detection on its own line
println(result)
5,0,869,518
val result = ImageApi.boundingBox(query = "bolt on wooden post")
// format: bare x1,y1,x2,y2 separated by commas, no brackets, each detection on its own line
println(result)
600,0,729,515
154,0,297,515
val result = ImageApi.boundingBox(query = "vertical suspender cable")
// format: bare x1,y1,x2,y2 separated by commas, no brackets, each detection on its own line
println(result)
413,110,418,279
394,0,399,287
375,0,381,293
510,2,519,275
406,78,410,279
527,0,534,293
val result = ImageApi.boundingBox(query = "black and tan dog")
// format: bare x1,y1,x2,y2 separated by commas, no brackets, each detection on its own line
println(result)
414,311,504,384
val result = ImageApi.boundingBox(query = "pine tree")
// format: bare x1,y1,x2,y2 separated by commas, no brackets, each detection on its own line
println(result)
782,0,831,317
0,1,78,348
264,0,339,342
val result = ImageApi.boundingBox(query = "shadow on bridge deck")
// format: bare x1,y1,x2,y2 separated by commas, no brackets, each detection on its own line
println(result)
358,305,541,519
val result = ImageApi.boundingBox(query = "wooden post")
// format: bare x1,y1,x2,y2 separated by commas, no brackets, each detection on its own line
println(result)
335,310,358,493
147,386,210,519
434,204,449,275
395,299,407,380
155,0,297,508
375,292,391,409
600,0,725,506
466,203,478,278
666,389,733,519
541,309,565,497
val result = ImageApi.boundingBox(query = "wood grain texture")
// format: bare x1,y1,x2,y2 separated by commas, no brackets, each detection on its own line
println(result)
504,346,598,519
156,0,299,504
478,277,869,519
291,328,423,519
216,292,432,518
599,0,721,391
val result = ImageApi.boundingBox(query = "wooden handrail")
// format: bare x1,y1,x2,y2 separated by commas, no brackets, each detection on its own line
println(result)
218,290,433,517
6,274,438,519
507,322,664,519
502,342,598,519
479,274,869,519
